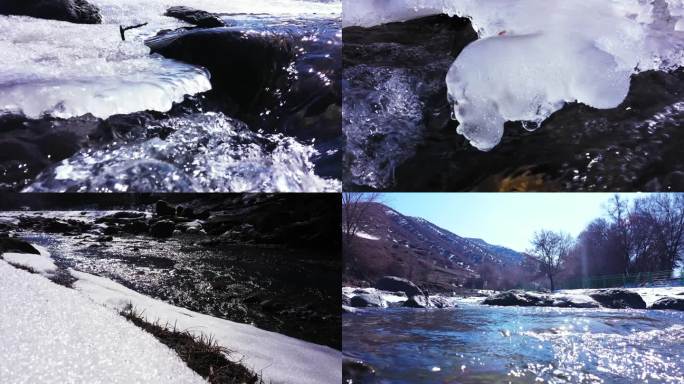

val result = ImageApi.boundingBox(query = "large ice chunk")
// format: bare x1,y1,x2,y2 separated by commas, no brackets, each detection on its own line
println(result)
0,0,340,120
343,0,684,150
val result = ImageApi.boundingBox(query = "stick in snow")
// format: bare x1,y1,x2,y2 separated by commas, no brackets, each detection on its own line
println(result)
119,23,148,41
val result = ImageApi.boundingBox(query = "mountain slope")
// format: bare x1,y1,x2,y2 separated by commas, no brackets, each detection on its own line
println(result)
344,203,533,292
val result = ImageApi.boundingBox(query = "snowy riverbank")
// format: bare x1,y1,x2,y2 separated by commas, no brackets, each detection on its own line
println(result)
1,245,341,384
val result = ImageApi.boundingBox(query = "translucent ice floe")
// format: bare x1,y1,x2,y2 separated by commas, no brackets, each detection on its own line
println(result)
24,112,341,192
0,16,211,119
343,0,684,150
0,0,340,120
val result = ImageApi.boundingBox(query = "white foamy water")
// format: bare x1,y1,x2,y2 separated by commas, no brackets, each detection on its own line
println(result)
24,112,341,192
0,0,340,120
343,0,684,150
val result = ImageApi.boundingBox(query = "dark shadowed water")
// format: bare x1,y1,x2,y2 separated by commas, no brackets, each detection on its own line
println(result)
343,303,684,383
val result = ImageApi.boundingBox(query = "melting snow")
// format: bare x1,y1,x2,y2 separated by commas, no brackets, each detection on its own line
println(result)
1,245,56,274
72,270,342,384
0,261,206,384
1,243,341,384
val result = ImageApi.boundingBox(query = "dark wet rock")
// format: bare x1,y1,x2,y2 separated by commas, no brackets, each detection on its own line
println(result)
149,220,175,238
343,358,376,383
483,290,552,307
102,225,119,235
403,295,429,308
165,6,225,28
0,113,101,192
375,276,423,297
18,216,90,234
342,295,351,306
147,29,293,111
122,220,149,235
0,0,102,24
589,289,647,309
155,200,176,217
96,235,113,242
350,293,384,308
651,297,684,311
178,206,195,219
0,237,41,255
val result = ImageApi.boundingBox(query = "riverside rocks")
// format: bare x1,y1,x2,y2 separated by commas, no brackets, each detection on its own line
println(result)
651,297,684,311
155,200,177,217
165,6,225,28
149,220,176,238
483,290,553,307
0,237,41,255
350,293,385,308
0,0,102,24
589,289,647,309
403,295,430,308
146,29,293,111
483,289,651,309
375,276,423,297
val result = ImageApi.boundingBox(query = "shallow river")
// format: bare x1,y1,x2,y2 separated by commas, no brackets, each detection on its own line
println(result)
343,303,684,383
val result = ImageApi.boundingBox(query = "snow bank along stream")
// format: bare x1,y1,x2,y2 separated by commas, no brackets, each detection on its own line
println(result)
1,245,341,384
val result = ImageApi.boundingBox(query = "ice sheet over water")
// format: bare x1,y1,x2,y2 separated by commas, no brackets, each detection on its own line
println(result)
24,112,340,192
343,0,684,150
0,0,340,119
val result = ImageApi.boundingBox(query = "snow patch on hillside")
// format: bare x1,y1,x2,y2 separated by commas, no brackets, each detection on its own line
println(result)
355,231,380,241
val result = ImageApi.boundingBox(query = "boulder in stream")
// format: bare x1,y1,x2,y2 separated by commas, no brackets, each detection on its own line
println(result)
651,297,684,311
375,276,423,297
0,237,41,255
0,0,102,24
589,289,647,309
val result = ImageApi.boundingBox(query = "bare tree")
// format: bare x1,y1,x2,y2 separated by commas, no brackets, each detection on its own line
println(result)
606,194,632,276
342,192,382,244
528,230,573,291
636,193,684,271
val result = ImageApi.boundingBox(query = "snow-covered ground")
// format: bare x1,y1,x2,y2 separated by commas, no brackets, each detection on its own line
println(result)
2,245,56,274
1,246,341,384
74,271,342,384
0,260,206,384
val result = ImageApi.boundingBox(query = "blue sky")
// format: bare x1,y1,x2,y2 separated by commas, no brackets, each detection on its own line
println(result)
382,193,645,252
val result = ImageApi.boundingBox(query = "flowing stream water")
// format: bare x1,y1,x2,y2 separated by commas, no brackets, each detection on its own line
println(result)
343,303,684,383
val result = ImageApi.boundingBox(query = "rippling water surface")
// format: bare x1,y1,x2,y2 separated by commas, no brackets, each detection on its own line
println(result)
343,304,684,383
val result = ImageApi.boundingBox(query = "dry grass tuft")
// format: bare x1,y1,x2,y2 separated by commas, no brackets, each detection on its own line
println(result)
120,304,263,384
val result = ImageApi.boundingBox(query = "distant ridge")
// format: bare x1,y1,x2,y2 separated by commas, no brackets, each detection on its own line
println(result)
344,203,536,291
